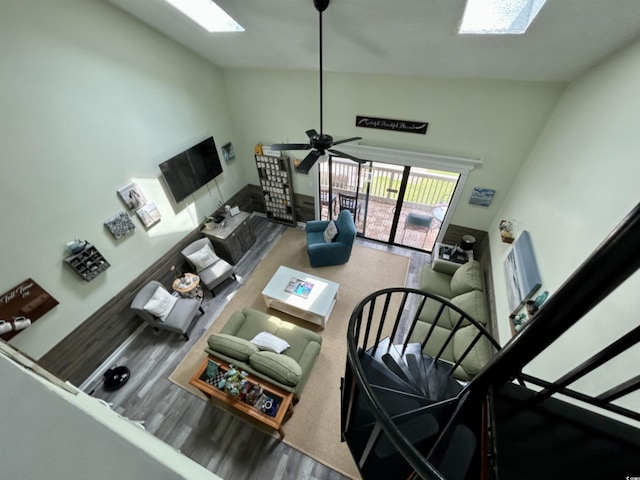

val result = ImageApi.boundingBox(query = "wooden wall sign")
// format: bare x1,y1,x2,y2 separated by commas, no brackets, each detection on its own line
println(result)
355,116,428,135
0,278,59,341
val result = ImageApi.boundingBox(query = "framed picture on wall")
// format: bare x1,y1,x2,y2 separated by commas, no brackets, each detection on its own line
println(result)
118,182,146,211
222,142,235,162
504,230,542,314
469,187,496,207
136,202,161,228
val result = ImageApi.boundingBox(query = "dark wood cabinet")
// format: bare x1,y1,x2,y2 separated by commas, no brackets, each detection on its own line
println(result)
64,244,110,281
255,154,296,226
201,212,256,265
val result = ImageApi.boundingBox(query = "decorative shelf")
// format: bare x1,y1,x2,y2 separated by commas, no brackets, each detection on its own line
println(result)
64,243,110,282
255,154,296,226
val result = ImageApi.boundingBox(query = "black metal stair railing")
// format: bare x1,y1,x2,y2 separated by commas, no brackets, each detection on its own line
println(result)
341,288,501,480
342,201,640,480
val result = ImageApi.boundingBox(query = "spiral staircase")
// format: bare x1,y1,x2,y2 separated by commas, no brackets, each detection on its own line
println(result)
341,203,640,480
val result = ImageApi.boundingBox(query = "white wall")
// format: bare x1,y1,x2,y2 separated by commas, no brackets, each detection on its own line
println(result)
0,0,242,358
0,351,221,480
489,39,640,414
223,69,564,230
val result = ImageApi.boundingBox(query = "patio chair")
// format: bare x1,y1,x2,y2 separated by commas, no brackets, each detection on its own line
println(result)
338,193,361,222
320,190,337,218
402,212,435,247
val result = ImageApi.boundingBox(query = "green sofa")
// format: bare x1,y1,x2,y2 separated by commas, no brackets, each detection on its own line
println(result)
204,308,322,401
409,260,494,380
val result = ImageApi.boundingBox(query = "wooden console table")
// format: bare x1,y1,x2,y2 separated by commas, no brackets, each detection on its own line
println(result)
201,212,256,264
189,355,294,439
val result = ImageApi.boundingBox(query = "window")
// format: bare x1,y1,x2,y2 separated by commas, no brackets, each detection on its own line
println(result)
164,0,244,33
459,0,546,35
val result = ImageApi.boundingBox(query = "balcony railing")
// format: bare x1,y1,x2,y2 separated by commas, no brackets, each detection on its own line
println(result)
319,159,458,250
319,158,457,207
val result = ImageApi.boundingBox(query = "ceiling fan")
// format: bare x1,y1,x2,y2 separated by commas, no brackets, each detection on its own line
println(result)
270,0,364,174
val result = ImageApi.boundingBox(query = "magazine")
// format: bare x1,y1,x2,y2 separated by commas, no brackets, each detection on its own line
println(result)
285,277,314,298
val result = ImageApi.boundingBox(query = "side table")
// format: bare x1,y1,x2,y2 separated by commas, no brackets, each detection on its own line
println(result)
431,242,474,275
172,273,204,300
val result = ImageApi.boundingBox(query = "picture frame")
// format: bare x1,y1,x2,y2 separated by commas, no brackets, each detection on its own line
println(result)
469,187,496,207
105,211,135,239
222,142,235,162
136,202,161,228
504,230,542,315
118,182,146,211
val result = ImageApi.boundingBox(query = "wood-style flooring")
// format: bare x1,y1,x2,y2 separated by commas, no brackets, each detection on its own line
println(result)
81,215,430,480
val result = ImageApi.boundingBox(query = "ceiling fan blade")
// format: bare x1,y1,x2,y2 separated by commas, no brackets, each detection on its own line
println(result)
331,136,362,146
305,129,319,139
296,150,323,174
270,143,311,151
328,148,366,164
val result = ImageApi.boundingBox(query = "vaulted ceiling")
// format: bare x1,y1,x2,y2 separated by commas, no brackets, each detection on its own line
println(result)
108,0,640,82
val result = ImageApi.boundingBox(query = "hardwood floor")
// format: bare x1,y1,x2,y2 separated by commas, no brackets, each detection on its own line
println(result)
81,215,431,480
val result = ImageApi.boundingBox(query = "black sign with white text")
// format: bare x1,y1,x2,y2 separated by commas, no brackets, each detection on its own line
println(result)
355,116,428,135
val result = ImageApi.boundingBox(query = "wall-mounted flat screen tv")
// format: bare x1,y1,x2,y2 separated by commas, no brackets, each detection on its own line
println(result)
159,137,223,203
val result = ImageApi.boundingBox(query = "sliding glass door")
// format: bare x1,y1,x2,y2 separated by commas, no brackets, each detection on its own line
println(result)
319,158,460,252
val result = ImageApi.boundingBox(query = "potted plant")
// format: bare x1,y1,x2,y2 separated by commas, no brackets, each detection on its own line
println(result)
202,216,215,231
499,219,514,243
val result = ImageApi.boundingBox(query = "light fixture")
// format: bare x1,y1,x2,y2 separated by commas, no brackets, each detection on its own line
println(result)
458,235,476,252
459,0,546,35
164,0,244,33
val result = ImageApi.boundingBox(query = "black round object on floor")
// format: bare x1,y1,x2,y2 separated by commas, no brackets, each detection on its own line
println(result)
103,365,130,390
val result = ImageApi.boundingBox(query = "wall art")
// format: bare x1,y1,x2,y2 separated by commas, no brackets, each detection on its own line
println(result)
0,278,59,341
222,142,235,162
469,187,496,207
136,202,161,228
504,230,542,315
104,211,135,239
118,182,147,211
355,115,428,134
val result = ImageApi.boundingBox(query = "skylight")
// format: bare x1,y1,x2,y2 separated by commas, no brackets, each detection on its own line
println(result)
459,0,546,35
164,0,244,33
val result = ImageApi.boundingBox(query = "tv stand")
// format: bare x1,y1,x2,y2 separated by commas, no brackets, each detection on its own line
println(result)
201,212,256,264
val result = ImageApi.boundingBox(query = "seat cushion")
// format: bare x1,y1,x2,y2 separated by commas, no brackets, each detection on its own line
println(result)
249,351,302,387
451,290,488,326
420,267,453,298
453,325,493,379
199,259,233,288
208,333,259,361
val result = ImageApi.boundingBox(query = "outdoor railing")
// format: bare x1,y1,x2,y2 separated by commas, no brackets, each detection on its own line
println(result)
319,159,457,207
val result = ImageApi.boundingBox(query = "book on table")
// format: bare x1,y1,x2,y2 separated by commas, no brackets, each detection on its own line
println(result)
285,277,314,298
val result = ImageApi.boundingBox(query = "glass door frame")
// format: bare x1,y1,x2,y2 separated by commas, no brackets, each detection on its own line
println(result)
313,144,481,248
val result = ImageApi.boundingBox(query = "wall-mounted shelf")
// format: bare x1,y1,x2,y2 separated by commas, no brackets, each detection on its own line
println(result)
64,243,110,281
255,154,296,226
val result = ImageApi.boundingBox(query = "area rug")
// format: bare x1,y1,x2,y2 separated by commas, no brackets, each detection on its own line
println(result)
169,227,410,479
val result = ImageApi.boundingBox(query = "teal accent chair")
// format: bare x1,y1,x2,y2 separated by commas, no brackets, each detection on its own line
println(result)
305,209,357,267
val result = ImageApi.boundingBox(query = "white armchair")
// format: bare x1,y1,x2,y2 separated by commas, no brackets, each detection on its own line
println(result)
181,238,236,296
130,280,204,340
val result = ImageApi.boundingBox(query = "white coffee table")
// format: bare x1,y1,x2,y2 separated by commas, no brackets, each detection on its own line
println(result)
261,266,339,329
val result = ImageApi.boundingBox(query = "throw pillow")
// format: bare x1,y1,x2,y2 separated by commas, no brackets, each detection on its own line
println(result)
322,220,338,243
249,351,302,387
250,331,290,354
143,286,178,322
186,244,219,271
